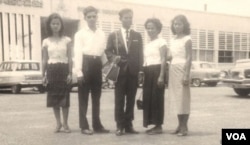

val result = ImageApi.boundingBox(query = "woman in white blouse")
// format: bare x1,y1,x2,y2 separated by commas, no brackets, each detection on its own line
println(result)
42,13,72,133
142,18,168,135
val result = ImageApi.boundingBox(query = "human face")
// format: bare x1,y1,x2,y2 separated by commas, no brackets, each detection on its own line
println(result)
120,12,133,29
146,22,159,40
84,11,97,27
173,19,184,35
50,18,62,34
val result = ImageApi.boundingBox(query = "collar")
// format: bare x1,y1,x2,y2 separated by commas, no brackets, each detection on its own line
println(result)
85,25,98,32
121,27,131,33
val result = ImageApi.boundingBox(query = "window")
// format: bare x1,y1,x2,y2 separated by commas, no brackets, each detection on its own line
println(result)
162,26,170,44
199,50,214,62
17,63,39,71
226,32,233,50
219,32,225,50
191,29,198,49
135,24,145,42
207,31,214,49
199,30,206,49
192,49,197,61
218,51,233,63
101,21,111,37
234,51,247,61
241,33,247,50
234,32,240,50
0,63,3,71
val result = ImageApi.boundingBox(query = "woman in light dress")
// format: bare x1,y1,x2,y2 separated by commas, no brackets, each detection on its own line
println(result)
168,15,192,136
42,13,73,133
142,18,169,135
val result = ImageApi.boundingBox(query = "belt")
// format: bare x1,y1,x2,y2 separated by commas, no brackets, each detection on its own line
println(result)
83,54,100,59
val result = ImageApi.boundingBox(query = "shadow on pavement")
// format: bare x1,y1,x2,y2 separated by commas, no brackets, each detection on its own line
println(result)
225,95,250,99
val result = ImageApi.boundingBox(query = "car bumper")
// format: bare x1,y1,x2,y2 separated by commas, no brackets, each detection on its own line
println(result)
201,78,220,83
222,79,250,88
20,80,42,85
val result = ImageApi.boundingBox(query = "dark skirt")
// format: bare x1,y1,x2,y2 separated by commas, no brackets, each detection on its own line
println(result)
143,64,165,127
46,63,70,108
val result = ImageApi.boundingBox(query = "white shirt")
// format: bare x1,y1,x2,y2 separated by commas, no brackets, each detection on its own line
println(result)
42,36,71,64
74,26,106,77
143,37,167,66
170,35,191,64
121,27,130,52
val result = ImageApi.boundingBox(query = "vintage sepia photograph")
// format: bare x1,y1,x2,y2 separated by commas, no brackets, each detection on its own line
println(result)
1,0,250,145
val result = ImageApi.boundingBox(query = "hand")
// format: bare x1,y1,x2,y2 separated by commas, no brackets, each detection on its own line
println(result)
42,76,47,86
182,77,190,86
138,71,144,85
77,76,85,86
66,74,72,85
157,76,165,88
114,56,121,64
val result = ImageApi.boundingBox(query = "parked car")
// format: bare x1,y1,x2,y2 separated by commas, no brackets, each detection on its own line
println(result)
222,59,250,96
0,60,45,94
191,61,221,87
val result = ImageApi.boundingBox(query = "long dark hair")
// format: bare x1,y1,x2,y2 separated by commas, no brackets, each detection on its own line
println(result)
46,13,64,37
171,15,190,35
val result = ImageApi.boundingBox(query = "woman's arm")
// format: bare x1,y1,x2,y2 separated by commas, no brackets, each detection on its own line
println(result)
67,41,73,76
42,46,48,77
158,45,167,86
184,39,192,78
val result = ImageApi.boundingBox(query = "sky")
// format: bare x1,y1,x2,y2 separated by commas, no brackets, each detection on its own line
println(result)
117,0,250,17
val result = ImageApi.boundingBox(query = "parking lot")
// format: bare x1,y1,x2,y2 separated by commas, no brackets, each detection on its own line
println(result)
0,85,250,145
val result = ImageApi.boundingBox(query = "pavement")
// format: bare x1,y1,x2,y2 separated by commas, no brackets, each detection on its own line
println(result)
0,86,250,145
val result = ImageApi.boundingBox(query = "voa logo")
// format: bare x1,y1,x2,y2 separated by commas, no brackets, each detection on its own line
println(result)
226,133,246,141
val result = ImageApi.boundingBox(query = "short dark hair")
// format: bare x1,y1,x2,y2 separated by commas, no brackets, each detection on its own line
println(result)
119,8,133,18
144,18,163,34
171,15,190,35
83,6,98,16
46,13,64,37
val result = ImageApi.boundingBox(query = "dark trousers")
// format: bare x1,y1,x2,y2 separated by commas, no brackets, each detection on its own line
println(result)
115,67,138,129
78,55,103,130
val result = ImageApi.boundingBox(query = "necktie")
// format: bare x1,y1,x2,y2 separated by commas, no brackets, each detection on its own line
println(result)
126,29,129,51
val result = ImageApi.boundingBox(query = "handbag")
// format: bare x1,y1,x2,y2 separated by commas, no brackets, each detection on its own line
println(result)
102,61,120,82
136,91,143,110
103,31,120,82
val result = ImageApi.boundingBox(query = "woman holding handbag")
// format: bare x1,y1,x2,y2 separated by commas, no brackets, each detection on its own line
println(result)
142,18,169,135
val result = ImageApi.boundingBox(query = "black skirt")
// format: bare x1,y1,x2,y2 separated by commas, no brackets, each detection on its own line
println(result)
143,64,165,127
46,63,70,108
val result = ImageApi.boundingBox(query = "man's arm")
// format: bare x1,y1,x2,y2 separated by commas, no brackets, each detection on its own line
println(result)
105,32,115,62
74,32,83,78
138,33,143,72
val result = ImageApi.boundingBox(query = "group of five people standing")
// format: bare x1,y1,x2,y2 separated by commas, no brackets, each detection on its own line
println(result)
42,6,192,137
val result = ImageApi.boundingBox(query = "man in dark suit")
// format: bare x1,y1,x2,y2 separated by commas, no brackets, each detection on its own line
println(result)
105,8,143,136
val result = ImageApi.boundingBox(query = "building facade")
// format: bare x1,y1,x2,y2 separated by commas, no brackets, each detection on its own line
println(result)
1,0,250,69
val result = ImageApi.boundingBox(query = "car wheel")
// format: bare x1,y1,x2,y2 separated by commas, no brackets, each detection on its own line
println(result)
234,88,250,96
11,85,21,94
207,82,217,87
38,86,46,93
192,79,201,87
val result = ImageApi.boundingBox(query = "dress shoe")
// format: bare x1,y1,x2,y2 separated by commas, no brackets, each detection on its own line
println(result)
125,127,139,134
81,129,93,135
171,127,180,134
62,124,71,133
147,126,162,135
54,124,62,133
94,128,110,133
177,130,188,136
115,128,124,136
